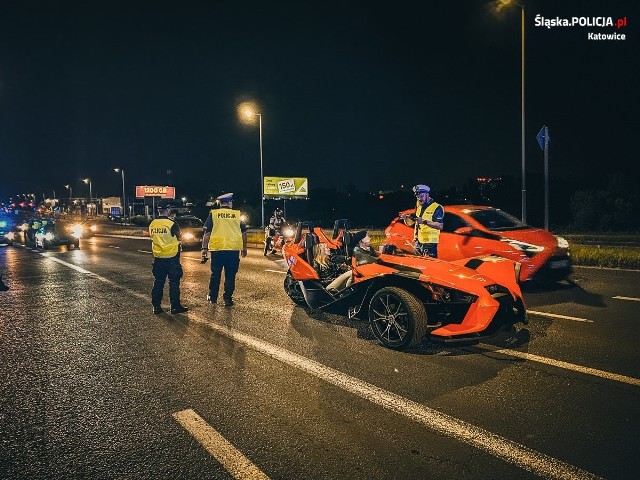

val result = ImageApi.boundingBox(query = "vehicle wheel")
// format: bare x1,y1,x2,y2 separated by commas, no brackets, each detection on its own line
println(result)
74,240,80,249
284,271,307,306
42,240,49,250
369,287,428,350
264,238,272,256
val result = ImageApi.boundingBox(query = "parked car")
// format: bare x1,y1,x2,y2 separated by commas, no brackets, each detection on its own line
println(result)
384,205,571,283
284,220,527,350
175,215,205,249
35,222,81,249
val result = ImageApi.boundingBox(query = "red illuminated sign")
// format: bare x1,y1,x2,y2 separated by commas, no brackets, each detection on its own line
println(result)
135,186,176,198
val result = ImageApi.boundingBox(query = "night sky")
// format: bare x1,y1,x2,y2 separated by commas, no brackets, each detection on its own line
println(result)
0,0,637,202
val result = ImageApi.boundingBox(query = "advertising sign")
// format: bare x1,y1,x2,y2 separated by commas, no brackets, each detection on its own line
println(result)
135,186,176,199
263,177,308,199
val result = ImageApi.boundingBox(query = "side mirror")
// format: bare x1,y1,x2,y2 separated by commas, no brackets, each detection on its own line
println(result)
454,226,474,235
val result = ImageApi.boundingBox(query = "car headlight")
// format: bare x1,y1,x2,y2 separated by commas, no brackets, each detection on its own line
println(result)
69,225,84,237
183,232,194,240
556,236,569,249
6,232,14,240
424,283,476,303
89,225,97,232
240,214,248,223
283,227,294,238
45,233,54,240
501,238,544,256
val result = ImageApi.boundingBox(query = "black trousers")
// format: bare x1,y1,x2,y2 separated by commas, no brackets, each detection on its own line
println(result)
208,250,240,302
151,255,183,308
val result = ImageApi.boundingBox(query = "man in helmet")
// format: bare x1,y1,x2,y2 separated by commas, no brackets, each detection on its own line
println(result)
269,208,286,231
400,184,444,258
149,202,188,315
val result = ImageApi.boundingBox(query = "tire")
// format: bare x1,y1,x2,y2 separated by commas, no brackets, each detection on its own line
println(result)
284,271,307,306
74,240,80,249
42,240,49,250
264,237,272,256
368,287,428,350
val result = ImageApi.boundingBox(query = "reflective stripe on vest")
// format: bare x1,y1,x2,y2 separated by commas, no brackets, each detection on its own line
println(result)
149,218,179,258
208,208,243,251
415,200,441,244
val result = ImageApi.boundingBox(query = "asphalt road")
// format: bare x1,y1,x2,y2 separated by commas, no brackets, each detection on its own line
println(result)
1,236,639,480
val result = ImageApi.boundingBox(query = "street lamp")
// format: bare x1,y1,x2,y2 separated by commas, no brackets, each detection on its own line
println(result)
114,168,126,222
65,184,73,214
238,101,264,227
82,178,92,216
498,0,526,223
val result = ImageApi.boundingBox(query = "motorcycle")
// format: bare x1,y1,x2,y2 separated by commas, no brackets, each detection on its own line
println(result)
264,224,295,256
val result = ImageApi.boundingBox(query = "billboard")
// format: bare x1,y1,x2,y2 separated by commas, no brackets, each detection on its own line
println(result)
263,177,308,199
135,186,176,199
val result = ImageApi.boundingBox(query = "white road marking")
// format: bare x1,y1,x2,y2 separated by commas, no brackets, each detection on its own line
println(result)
528,310,593,323
476,345,640,387
173,409,270,480
137,250,152,254
264,269,286,274
182,256,204,262
573,265,640,273
39,256,615,479
40,254,92,274
612,296,640,302
108,245,121,249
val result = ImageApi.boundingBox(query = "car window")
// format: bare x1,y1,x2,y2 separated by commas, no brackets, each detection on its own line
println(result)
443,214,468,233
467,209,528,231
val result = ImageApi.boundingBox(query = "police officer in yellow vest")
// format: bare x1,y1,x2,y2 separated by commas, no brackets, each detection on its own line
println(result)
400,184,444,258
201,192,247,307
149,202,188,315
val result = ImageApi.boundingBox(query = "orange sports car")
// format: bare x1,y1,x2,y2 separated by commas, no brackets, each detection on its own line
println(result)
384,205,571,283
284,220,527,350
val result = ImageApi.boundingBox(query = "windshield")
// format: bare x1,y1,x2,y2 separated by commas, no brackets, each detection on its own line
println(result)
467,209,528,231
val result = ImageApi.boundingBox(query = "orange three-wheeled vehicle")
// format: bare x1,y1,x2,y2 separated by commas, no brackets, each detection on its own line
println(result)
283,220,527,351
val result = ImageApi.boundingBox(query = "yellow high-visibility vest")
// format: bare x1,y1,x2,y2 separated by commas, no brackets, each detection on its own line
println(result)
208,208,243,251
149,218,179,258
415,200,442,244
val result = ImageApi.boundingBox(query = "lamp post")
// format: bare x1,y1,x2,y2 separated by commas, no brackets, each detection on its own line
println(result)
82,178,92,216
65,184,73,214
238,102,265,227
499,0,526,223
114,168,126,222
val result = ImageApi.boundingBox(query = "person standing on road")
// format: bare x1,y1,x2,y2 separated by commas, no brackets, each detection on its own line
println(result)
149,202,188,315
400,184,444,258
201,193,247,307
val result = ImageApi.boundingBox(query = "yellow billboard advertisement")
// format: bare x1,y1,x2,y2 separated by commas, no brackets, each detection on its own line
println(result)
263,177,308,198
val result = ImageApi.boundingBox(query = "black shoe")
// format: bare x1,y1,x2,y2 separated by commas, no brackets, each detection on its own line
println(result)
153,305,164,315
207,294,216,304
170,305,189,314
223,299,234,307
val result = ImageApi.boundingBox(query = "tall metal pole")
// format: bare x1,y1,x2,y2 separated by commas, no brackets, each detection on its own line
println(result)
521,6,527,223
543,126,549,231
258,113,264,228
121,169,126,222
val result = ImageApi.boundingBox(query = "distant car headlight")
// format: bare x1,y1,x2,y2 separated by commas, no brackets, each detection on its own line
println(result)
70,224,84,237
45,233,54,240
556,236,569,249
183,232,194,240
240,214,248,223
6,232,14,240
283,226,294,238
89,225,97,232
502,238,544,256
0,220,6,228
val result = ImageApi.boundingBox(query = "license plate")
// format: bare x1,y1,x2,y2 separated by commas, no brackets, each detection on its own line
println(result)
550,259,569,269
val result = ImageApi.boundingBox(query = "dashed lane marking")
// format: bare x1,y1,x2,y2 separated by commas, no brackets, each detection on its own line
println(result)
108,245,121,249
41,256,609,480
612,296,640,302
528,310,593,323
173,409,270,480
137,250,152,254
